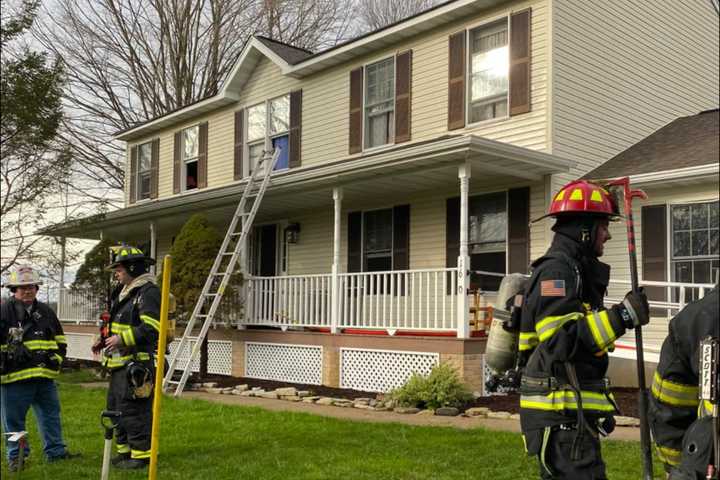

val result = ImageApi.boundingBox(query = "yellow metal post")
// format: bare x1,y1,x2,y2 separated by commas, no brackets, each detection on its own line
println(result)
149,255,172,480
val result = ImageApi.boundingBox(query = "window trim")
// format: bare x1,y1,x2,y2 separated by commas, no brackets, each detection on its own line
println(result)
180,125,200,193
135,140,153,202
464,14,511,128
362,55,397,152
667,198,720,286
245,94,291,176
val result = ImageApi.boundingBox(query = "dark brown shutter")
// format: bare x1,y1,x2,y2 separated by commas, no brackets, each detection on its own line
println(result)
150,139,159,199
509,9,531,116
129,145,138,204
508,187,530,273
447,31,466,130
394,50,412,144
349,67,364,154
348,211,363,272
197,122,208,189
234,110,244,180
446,197,460,293
392,205,410,270
173,131,181,194
289,90,302,168
642,205,668,306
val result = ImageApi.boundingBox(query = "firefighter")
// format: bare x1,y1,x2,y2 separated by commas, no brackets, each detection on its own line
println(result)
97,245,160,470
648,285,718,479
518,180,650,479
1,265,80,471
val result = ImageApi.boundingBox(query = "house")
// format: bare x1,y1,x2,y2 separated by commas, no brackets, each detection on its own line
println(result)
45,0,719,393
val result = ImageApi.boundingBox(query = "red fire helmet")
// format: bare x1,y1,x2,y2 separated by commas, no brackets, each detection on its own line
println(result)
535,180,620,222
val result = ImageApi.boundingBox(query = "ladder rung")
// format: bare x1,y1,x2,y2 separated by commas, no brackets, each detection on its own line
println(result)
221,252,234,256
166,380,180,385
212,271,229,276
204,293,218,297
230,232,243,237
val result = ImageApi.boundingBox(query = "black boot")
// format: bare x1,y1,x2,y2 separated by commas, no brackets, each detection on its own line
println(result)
111,452,131,466
115,457,149,470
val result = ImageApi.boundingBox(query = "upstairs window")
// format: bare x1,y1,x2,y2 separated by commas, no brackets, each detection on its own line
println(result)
247,95,290,174
364,58,395,149
468,19,509,123
136,142,152,201
182,125,199,191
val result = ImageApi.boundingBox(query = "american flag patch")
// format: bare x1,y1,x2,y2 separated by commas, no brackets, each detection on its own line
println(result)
541,280,566,297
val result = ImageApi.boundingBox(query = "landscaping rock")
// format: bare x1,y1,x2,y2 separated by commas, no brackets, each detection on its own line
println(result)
416,409,435,416
220,387,234,394
258,391,278,399
353,403,373,410
615,416,640,427
394,407,420,414
435,407,459,417
509,414,520,420
297,391,311,398
251,387,263,391
234,384,249,392
202,382,219,388
302,396,321,403
315,397,335,406
275,387,298,397
333,399,354,408
465,407,490,417
239,390,256,397
205,388,223,394
284,396,302,402
487,411,512,420
353,398,372,405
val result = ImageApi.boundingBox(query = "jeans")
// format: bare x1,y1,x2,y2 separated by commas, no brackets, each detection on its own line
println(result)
1,378,68,460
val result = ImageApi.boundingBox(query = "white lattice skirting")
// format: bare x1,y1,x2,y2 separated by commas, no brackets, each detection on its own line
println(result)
245,342,323,385
340,348,439,393
167,338,233,376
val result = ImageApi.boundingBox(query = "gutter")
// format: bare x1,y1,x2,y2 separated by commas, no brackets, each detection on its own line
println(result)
628,163,719,185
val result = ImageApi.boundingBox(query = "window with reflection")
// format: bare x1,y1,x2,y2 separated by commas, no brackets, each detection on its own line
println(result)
468,19,509,123
671,200,720,288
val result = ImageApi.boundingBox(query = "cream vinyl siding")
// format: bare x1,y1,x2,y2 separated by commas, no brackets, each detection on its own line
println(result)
551,0,719,185
603,180,720,300
123,0,550,201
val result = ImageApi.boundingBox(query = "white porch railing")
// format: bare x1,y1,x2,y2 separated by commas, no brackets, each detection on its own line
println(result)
245,274,332,328
57,289,104,325
337,268,458,332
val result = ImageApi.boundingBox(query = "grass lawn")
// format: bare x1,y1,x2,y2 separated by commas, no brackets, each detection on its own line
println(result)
1,374,668,479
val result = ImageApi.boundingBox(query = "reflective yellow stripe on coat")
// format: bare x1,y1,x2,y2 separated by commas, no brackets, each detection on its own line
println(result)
23,339,59,350
1,366,60,384
651,371,699,407
101,352,151,370
656,444,682,466
520,390,617,413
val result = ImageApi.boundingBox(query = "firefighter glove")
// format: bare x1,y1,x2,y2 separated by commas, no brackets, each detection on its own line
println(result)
612,289,649,329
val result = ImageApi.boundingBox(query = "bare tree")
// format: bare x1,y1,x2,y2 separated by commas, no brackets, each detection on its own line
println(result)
32,0,354,207
355,0,438,31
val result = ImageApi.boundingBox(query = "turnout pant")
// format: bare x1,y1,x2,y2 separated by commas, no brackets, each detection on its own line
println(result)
107,366,153,460
534,426,607,480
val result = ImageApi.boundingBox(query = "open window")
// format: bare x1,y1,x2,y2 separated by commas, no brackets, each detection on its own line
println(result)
182,125,199,191
247,95,290,175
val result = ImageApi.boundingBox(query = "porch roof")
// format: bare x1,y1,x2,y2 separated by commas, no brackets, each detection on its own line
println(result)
40,134,573,240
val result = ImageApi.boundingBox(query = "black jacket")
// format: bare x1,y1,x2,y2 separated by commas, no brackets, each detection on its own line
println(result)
519,234,628,433
648,286,719,470
102,274,160,371
0,298,67,384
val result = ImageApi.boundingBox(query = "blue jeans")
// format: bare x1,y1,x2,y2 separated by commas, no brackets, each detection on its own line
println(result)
1,378,68,460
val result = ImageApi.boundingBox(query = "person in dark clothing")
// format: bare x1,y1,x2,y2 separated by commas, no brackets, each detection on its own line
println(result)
1,265,80,472
649,285,718,479
519,180,650,480
94,245,160,470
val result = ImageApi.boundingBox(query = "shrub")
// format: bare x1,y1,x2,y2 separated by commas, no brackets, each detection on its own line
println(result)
390,362,473,410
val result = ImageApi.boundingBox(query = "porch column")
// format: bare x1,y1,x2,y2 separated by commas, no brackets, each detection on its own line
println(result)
331,187,343,334
149,222,157,274
457,163,471,339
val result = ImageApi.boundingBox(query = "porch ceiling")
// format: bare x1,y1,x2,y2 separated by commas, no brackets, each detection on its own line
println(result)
40,135,572,240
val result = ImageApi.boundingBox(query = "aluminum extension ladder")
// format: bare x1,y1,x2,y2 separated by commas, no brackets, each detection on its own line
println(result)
162,148,281,396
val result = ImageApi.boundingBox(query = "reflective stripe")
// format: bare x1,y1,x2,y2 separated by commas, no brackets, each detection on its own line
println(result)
651,371,699,407
117,444,130,454
520,390,616,412
140,314,160,332
101,352,151,369
519,332,539,351
0,344,7,352
23,339,59,350
131,449,151,459
52,353,63,364
656,444,681,466
1,366,59,384
111,323,132,335
535,312,583,342
699,400,714,418
121,328,136,347
585,310,617,350
55,335,67,344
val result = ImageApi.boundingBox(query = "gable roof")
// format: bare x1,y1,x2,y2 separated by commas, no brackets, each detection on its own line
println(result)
115,0,508,141
584,109,719,180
